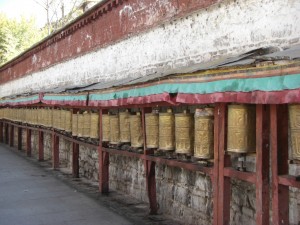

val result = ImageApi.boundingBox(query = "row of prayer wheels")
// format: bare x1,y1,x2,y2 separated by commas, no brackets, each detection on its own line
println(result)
0,104,299,160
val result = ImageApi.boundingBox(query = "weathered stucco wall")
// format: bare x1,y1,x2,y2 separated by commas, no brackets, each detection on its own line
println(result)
1,0,300,97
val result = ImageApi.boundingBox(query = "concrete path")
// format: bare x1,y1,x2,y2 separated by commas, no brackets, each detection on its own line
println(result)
0,144,132,225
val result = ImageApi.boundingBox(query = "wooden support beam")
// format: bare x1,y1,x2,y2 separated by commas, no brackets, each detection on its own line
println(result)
0,122,3,143
217,103,231,225
255,104,270,225
98,109,109,193
26,129,31,157
5,123,9,144
145,160,158,214
9,125,14,147
52,133,59,169
212,104,220,225
17,127,22,150
271,104,289,225
38,131,44,161
72,142,79,178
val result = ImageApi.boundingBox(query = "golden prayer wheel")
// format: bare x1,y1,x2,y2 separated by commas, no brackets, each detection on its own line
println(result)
145,112,159,148
130,112,143,148
102,114,110,142
72,113,78,136
65,110,72,132
60,110,66,130
175,110,194,155
48,108,53,127
53,109,60,129
77,113,84,137
109,114,120,144
194,108,214,159
119,110,130,143
90,112,99,139
227,104,256,153
159,109,175,151
289,104,300,160
83,111,90,137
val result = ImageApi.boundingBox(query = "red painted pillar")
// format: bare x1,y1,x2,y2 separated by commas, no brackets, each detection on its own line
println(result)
17,127,22,150
212,104,220,225
52,133,59,169
271,104,289,225
9,125,14,147
72,142,79,178
5,124,9,144
38,131,44,161
26,129,32,156
255,104,270,225
217,103,231,225
142,107,158,214
98,109,109,193
0,122,3,143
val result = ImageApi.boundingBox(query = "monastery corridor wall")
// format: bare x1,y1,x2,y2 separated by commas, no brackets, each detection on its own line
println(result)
1,0,300,98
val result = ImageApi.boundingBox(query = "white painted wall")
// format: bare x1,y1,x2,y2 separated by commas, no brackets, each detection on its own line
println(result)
1,0,300,97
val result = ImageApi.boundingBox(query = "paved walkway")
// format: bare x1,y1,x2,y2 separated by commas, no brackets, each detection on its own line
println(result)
0,144,132,225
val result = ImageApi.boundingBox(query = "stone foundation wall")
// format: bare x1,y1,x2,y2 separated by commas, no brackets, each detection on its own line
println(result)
31,130,39,158
43,133,52,161
109,155,148,203
59,138,72,169
79,145,98,182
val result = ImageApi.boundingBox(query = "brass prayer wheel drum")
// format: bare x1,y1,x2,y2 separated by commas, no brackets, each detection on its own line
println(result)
102,114,110,142
194,108,214,159
90,112,99,139
289,104,300,160
227,104,256,153
83,111,90,137
159,109,175,151
130,112,143,148
65,110,72,132
119,110,130,143
60,110,66,130
145,112,159,148
77,113,84,137
109,114,120,144
72,113,78,136
175,110,194,155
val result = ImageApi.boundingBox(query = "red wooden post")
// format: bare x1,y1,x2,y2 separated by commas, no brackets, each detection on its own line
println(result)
271,104,289,225
255,104,270,225
0,122,3,143
38,131,44,161
26,129,31,156
17,127,22,150
98,109,109,193
212,104,220,225
72,142,79,178
142,107,158,214
217,103,231,225
52,133,59,169
5,123,9,144
9,125,14,147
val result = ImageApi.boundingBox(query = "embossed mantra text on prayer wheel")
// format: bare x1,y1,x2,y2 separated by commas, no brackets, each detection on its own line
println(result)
194,108,214,159
289,104,300,160
227,104,256,153
175,110,194,155
102,114,110,142
72,112,78,136
109,114,120,144
145,112,159,148
119,110,130,143
65,110,72,132
77,113,84,137
90,112,99,139
159,109,175,151
60,110,66,130
130,112,143,148
83,111,90,137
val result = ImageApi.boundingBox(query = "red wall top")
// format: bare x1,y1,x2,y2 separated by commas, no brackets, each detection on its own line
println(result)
0,0,219,84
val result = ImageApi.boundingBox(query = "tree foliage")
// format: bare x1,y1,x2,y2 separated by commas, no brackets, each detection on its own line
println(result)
0,13,47,65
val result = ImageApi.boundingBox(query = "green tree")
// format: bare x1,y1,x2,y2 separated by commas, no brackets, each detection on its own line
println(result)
0,13,47,65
